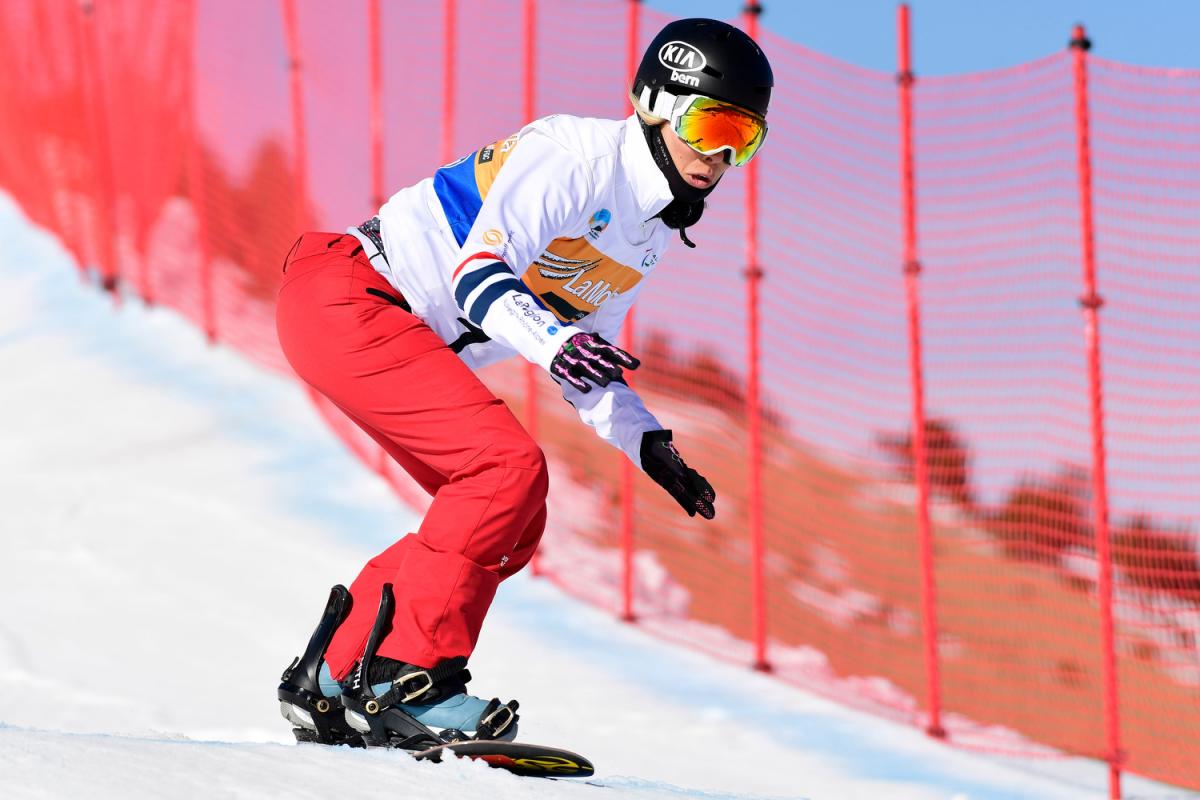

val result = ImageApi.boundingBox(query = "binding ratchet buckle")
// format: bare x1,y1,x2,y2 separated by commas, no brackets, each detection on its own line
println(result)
476,699,519,740
396,670,435,704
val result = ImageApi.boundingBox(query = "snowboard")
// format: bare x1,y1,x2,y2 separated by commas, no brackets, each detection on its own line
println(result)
412,740,594,778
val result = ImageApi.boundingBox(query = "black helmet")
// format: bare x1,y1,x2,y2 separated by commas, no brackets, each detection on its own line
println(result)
632,18,773,121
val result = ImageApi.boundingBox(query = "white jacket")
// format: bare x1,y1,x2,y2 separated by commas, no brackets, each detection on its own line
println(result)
361,113,676,467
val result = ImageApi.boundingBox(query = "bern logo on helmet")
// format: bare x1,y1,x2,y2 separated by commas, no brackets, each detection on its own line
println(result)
658,41,707,73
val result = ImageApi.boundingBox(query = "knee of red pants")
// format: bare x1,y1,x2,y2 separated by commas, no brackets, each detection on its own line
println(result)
499,440,548,568
507,435,549,504
474,433,548,527
431,432,548,569
369,437,546,590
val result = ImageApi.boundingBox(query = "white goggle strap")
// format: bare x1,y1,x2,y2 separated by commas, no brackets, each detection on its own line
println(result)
638,85,683,122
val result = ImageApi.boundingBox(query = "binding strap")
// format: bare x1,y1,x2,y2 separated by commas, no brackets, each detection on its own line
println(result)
373,656,471,708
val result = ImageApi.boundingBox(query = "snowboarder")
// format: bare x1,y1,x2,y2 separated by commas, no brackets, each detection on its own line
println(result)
276,17,773,749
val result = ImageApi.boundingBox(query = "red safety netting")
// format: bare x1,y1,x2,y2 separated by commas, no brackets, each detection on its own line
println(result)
915,49,1106,757
1086,55,1200,788
0,1,1196,793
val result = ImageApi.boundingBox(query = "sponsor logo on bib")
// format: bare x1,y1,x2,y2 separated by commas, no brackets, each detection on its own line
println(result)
586,209,611,240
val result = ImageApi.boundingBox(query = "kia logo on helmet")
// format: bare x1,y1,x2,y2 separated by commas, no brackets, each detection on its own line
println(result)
657,41,707,73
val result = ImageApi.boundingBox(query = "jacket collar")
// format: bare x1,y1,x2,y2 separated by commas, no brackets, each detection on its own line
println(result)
621,114,674,222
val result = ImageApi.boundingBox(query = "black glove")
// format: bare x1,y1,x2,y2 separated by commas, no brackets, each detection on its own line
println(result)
550,332,639,393
640,429,716,519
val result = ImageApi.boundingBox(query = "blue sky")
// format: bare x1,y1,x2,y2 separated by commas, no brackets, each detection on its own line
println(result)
645,1,1199,74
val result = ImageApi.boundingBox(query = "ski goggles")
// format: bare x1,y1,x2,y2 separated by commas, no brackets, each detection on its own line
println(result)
668,94,768,167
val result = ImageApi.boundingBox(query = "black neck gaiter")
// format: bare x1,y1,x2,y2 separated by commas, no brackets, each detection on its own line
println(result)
638,117,717,248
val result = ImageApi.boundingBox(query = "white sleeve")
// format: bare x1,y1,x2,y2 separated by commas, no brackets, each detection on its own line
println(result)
589,279,641,343
560,379,663,468
562,280,661,467
450,130,593,369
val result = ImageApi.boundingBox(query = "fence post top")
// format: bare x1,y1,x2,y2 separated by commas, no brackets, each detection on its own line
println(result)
1070,24,1092,51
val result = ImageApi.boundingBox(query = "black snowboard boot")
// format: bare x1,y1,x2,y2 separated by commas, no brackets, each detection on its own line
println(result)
341,583,519,750
278,585,363,747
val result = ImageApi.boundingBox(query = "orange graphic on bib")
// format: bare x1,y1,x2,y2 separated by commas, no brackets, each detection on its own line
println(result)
520,236,643,323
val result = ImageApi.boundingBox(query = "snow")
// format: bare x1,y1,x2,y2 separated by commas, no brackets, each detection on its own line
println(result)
0,191,1178,799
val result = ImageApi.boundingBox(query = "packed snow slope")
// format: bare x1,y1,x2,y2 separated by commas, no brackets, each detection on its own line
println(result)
0,191,1169,799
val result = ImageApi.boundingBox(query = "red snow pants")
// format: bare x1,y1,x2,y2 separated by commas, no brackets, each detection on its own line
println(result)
276,232,548,678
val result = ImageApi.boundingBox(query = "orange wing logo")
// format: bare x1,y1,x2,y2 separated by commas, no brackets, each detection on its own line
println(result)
520,238,643,323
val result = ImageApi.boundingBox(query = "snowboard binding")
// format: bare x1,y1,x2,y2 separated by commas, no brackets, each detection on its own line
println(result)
278,584,364,747
341,583,519,750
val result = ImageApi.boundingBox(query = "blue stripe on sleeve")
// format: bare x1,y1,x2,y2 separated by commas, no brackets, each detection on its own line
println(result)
453,261,512,311
432,154,483,246
467,277,532,326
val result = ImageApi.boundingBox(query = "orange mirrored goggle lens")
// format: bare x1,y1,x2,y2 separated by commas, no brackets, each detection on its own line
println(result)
673,97,767,167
